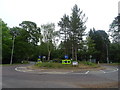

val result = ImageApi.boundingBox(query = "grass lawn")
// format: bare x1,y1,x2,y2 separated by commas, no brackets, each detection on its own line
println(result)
34,61,101,70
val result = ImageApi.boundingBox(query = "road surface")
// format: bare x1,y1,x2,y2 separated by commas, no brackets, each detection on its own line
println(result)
2,64,119,88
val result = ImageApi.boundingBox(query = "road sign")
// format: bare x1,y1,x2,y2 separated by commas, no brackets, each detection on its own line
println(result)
72,61,78,66
38,56,41,58
62,60,71,64
64,55,68,59
43,56,46,58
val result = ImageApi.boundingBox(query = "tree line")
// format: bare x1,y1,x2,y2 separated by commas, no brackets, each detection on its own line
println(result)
1,4,120,64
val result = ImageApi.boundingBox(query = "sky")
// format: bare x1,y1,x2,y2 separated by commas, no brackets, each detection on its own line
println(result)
0,0,119,33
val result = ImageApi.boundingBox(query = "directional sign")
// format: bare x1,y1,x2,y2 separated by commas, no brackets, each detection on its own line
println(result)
43,56,46,58
62,60,71,64
64,55,68,59
38,56,41,58
72,61,78,66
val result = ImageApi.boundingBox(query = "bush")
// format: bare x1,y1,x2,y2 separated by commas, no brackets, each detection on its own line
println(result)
35,61,98,69
35,62,72,68
80,61,96,66
21,60,29,64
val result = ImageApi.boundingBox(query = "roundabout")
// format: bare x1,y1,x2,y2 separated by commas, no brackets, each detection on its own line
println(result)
15,64,118,75
2,64,119,88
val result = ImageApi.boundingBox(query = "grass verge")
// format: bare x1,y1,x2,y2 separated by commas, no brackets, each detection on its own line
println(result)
35,61,100,69
1,63,29,66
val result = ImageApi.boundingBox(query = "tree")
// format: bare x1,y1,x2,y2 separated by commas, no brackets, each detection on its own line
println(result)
58,4,88,61
41,23,57,61
109,14,120,43
58,14,70,55
10,27,21,64
89,29,110,63
19,21,41,45
108,15,120,63
8,21,42,63
109,43,120,63
70,4,88,60
85,36,96,61
1,20,12,64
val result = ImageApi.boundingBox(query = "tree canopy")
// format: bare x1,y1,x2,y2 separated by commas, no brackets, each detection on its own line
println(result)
1,4,120,64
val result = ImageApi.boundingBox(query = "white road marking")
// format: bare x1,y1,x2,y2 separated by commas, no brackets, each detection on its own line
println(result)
15,67,33,72
70,71,89,74
15,67,25,72
15,66,118,74
85,71,89,74
100,70,106,73
41,72,69,74
100,68,118,74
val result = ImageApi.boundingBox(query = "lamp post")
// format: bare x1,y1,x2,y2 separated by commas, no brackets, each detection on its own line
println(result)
104,38,109,64
10,35,16,65
106,44,109,64
90,55,92,62
103,37,109,64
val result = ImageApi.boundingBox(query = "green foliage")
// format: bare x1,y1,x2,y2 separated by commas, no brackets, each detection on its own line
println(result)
35,61,98,69
108,15,120,63
41,23,57,61
58,4,88,60
19,21,41,45
89,29,110,62
109,43,120,63
80,61,96,66
1,4,120,64
109,15,120,43
2,20,12,63
21,60,29,64
84,36,97,61
35,62,68,68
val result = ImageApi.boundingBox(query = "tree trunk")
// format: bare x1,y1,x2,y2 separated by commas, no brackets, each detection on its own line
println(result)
27,57,29,61
72,44,74,60
65,30,67,55
75,47,77,61
48,50,51,61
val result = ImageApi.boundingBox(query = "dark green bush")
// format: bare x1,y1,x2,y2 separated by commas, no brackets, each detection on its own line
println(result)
80,61,96,66
36,62,72,68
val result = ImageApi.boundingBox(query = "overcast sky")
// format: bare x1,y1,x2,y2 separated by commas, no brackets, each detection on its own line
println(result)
0,0,119,33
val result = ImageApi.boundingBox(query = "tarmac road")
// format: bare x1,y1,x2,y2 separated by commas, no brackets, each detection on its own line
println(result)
2,64,119,88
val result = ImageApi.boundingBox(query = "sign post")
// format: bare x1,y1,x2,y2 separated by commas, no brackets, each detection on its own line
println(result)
62,55,71,64
64,55,68,59
72,61,78,66
37,56,42,64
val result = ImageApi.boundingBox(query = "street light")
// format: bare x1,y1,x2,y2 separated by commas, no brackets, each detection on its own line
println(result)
102,37,109,64
106,44,109,64
104,38,109,64
10,35,15,65
10,27,19,64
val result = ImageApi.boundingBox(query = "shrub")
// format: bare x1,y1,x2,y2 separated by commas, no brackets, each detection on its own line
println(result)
36,62,72,69
80,61,96,66
21,60,29,64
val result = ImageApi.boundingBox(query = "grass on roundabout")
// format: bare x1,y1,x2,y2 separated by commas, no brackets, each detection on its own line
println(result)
34,61,102,70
